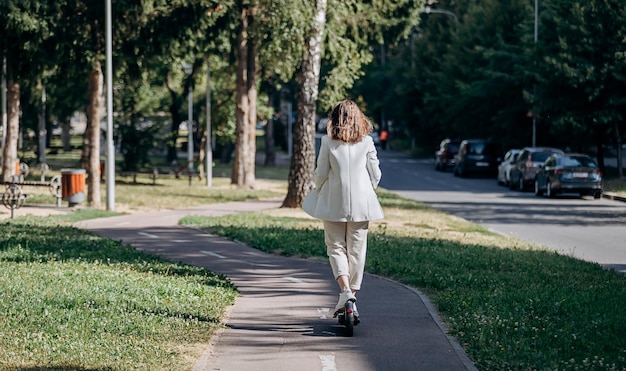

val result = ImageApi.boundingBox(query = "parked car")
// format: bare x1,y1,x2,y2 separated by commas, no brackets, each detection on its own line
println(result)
534,153,603,199
453,139,500,177
496,149,521,186
510,147,564,191
435,138,461,171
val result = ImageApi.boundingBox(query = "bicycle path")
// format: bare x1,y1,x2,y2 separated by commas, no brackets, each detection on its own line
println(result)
76,199,476,371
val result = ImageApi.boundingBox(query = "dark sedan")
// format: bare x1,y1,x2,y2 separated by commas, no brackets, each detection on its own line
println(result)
534,153,603,199
453,139,500,177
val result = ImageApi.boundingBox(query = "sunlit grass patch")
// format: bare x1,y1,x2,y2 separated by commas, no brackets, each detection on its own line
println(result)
16,175,286,211
0,219,236,369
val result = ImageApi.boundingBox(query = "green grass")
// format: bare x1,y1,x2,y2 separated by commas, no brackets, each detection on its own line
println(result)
604,176,626,196
600,166,626,196
181,190,626,371
109,177,285,211
0,217,237,370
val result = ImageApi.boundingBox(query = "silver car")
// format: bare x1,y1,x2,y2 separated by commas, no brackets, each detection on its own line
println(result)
497,149,520,187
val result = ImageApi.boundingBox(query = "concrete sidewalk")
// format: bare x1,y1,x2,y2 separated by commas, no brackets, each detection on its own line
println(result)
76,200,475,371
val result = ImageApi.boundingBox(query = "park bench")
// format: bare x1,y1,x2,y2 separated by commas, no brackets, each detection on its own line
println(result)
1,163,63,209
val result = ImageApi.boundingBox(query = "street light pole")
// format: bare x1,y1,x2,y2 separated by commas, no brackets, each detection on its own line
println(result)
187,82,193,172
38,85,46,164
105,0,115,211
1,56,6,168
532,0,538,147
205,57,212,187
182,62,194,174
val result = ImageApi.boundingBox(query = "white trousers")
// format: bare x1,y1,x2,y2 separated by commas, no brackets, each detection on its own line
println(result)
323,220,369,291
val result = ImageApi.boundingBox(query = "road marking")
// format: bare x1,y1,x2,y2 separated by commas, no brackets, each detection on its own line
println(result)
317,307,330,319
284,276,305,284
173,240,192,243
138,232,158,238
319,355,336,371
200,250,226,259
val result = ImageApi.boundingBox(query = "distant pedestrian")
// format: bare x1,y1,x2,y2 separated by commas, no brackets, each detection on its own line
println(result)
379,128,388,150
302,99,384,320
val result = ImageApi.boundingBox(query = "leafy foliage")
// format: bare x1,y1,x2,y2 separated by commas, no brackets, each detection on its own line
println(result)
352,0,626,156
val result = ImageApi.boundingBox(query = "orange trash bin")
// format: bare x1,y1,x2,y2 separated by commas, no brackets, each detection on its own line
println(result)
61,169,86,206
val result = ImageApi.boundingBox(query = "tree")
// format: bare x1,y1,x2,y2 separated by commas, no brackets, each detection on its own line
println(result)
0,1,54,182
232,2,257,187
282,0,427,208
281,0,327,207
534,0,626,170
135,0,234,169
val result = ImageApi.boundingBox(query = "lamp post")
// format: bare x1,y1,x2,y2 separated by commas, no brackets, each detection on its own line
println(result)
38,85,46,165
205,57,212,187
182,62,194,174
532,0,538,147
1,56,6,169
105,0,115,211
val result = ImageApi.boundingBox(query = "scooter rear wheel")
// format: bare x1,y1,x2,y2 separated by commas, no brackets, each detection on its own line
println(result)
344,301,355,337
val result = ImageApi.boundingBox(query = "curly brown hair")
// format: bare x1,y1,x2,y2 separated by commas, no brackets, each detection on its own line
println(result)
327,99,373,143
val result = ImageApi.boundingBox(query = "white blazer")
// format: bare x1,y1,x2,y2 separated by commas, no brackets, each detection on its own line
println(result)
303,135,384,222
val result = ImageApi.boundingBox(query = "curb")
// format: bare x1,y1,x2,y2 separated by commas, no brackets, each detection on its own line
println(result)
602,192,626,202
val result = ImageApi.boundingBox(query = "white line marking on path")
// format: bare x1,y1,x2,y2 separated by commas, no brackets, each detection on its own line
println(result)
319,355,337,371
200,250,226,259
317,308,330,319
173,240,192,243
115,222,130,226
137,232,159,239
284,276,305,284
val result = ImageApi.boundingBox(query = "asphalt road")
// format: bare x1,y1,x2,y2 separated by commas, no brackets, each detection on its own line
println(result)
377,150,626,274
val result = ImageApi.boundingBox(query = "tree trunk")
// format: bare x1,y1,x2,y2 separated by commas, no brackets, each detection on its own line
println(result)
61,118,72,152
282,0,327,208
83,64,103,207
246,18,257,187
232,7,250,186
1,79,19,182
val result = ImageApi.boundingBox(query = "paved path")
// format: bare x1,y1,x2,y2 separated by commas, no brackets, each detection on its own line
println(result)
76,200,476,371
